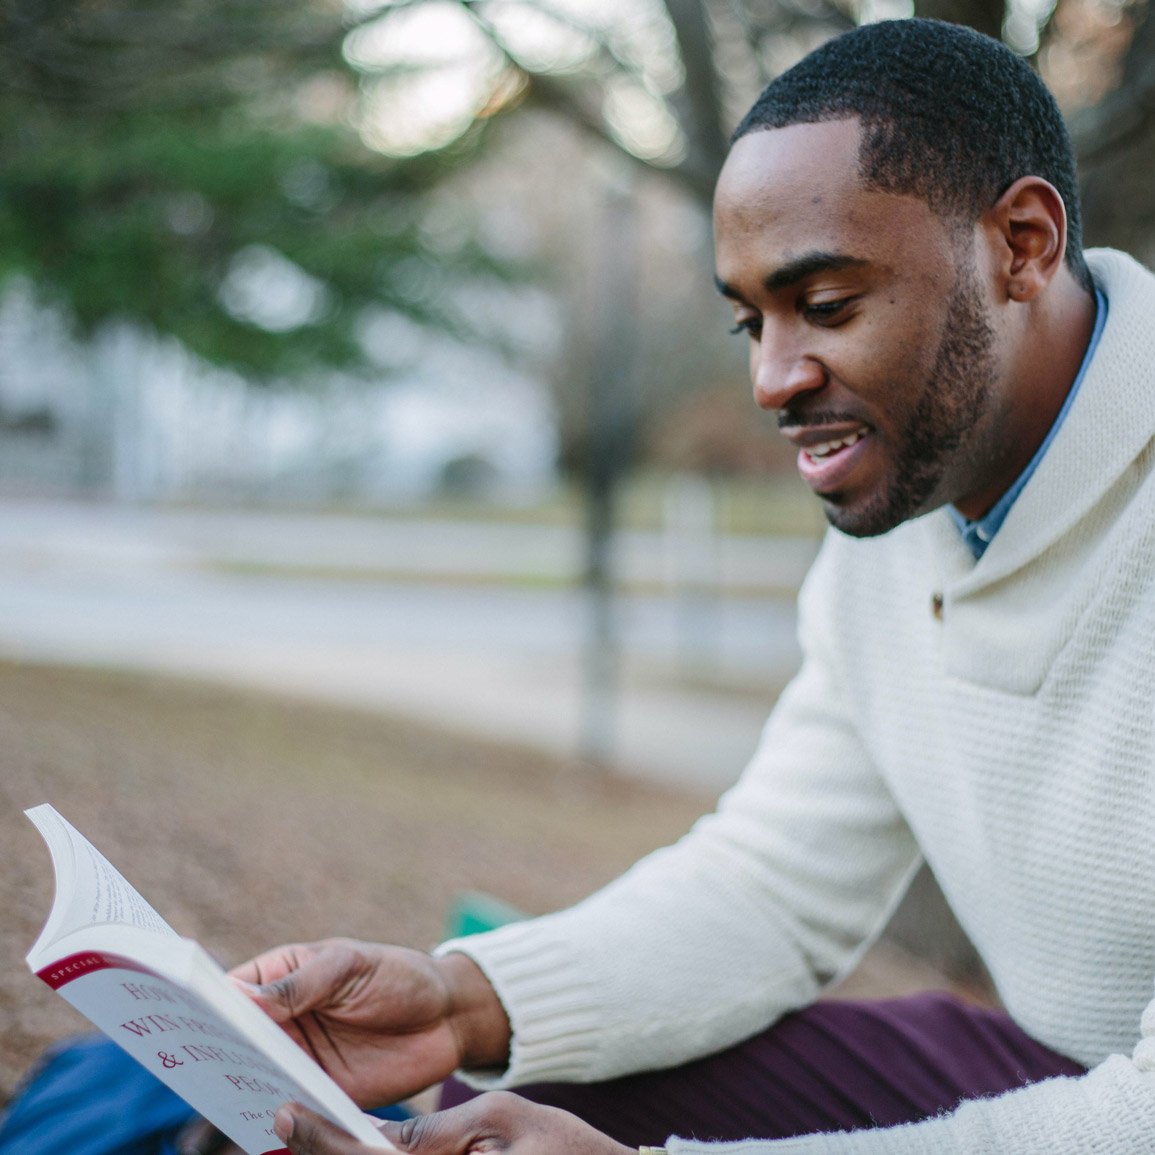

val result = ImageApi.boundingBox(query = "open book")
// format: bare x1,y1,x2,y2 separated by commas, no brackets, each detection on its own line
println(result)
24,804,395,1154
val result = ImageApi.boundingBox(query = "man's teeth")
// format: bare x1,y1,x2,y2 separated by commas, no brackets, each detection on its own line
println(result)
806,429,866,460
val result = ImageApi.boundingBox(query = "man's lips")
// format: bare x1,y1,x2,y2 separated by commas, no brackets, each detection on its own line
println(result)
780,421,874,492
779,420,872,450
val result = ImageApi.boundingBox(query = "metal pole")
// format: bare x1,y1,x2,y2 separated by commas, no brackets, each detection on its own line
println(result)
580,170,639,770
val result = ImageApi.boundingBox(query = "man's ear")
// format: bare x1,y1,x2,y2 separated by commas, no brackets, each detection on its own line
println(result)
985,176,1068,303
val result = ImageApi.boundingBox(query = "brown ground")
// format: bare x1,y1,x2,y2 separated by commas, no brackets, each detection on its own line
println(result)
0,658,971,1108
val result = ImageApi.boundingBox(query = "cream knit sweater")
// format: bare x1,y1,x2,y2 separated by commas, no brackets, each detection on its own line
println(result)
439,250,1155,1152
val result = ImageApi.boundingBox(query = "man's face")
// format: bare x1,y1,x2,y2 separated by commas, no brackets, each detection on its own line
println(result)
713,118,1005,537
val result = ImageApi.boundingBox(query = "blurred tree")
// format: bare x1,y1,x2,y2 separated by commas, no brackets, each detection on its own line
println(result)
8,0,1144,393
3,0,1146,395
0,0,517,379
341,0,854,206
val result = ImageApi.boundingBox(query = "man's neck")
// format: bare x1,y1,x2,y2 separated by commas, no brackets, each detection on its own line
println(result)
951,280,1106,557
953,269,1099,523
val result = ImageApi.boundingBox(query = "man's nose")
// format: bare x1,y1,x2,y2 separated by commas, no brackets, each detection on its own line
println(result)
751,338,827,412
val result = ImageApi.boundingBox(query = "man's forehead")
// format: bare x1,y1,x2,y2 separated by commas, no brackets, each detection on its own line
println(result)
713,122,871,285
713,118,955,290
715,119,865,212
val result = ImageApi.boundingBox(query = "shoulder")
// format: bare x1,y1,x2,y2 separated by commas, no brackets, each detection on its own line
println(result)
1085,248,1155,320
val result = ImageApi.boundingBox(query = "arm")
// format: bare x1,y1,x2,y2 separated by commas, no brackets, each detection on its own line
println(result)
439,540,922,1089
232,542,915,1103
240,535,916,1108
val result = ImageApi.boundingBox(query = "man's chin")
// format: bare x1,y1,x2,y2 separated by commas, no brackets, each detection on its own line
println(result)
813,461,949,537
818,492,912,539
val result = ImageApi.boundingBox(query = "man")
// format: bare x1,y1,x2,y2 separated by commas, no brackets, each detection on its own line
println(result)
237,18,1155,1154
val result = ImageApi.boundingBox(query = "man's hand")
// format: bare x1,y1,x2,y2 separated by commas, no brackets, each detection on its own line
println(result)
274,1094,637,1155
231,940,511,1105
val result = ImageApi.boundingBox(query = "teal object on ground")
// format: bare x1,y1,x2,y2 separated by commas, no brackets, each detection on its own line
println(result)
446,891,526,938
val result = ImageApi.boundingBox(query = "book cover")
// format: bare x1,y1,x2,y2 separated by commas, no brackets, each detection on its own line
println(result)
25,804,395,1154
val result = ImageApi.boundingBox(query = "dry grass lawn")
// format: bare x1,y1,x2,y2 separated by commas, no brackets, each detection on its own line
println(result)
0,658,973,1110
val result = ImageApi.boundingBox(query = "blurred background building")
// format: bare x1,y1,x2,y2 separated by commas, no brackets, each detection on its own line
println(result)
0,279,559,504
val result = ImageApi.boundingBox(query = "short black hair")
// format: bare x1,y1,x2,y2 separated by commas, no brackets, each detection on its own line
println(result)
734,19,1092,291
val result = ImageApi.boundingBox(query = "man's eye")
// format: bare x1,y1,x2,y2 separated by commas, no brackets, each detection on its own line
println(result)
804,298,853,322
729,317,761,337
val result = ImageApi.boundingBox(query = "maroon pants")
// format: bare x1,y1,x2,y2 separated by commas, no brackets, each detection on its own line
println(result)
440,993,1086,1147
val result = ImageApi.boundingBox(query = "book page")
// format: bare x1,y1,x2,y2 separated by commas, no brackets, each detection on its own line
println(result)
25,804,175,960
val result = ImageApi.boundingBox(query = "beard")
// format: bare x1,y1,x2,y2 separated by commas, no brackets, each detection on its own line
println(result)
823,259,998,538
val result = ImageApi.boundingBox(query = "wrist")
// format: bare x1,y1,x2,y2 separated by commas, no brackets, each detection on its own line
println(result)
436,951,512,1071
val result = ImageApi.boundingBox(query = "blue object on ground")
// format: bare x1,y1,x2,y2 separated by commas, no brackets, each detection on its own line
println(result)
0,1035,409,1155
0,1035,195,1155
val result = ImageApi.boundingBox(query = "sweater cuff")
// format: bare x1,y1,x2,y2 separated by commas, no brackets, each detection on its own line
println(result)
434,921,608,1088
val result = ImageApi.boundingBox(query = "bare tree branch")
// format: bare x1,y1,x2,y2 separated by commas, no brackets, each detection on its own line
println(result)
663,0,730,181
1074,0,1155,257
1072,0,1155,165
913,0,1005,39
521,68,721,204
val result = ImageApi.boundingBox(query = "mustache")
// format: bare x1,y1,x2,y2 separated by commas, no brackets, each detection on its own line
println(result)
777,408,865,430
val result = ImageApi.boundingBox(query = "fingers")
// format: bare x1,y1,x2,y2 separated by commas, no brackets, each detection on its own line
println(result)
275,1104,393,1155
230,946,313,1022
380,1093,566,1155
231,942,361,1024
276,1095,633,1155
274,1099,504,1155
379,1099,500,1154
381,1095,636,1155
230,944,312,987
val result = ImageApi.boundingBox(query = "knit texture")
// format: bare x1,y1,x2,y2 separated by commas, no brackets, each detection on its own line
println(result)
439,250,1155,1151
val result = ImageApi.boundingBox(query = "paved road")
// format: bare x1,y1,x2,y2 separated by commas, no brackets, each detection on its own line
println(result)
0,499,816,791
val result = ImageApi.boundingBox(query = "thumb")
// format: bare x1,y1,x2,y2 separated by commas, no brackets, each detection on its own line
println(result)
243,950,356,1023
381,1105,498,1155
229,973,298,1025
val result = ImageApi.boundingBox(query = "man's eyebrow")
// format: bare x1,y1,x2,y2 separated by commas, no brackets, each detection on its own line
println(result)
714,274,742,300
714,252,868,300
765,252,867,292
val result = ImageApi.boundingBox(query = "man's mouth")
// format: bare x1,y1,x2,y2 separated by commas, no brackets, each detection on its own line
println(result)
782,422,874,493
803,428,867,461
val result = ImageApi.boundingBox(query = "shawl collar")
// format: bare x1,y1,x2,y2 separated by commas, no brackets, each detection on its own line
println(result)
935,248,1155,596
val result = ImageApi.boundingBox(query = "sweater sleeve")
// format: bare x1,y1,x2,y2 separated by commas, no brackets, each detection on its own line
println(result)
666,1010,1155,1154
435,539,921,1089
